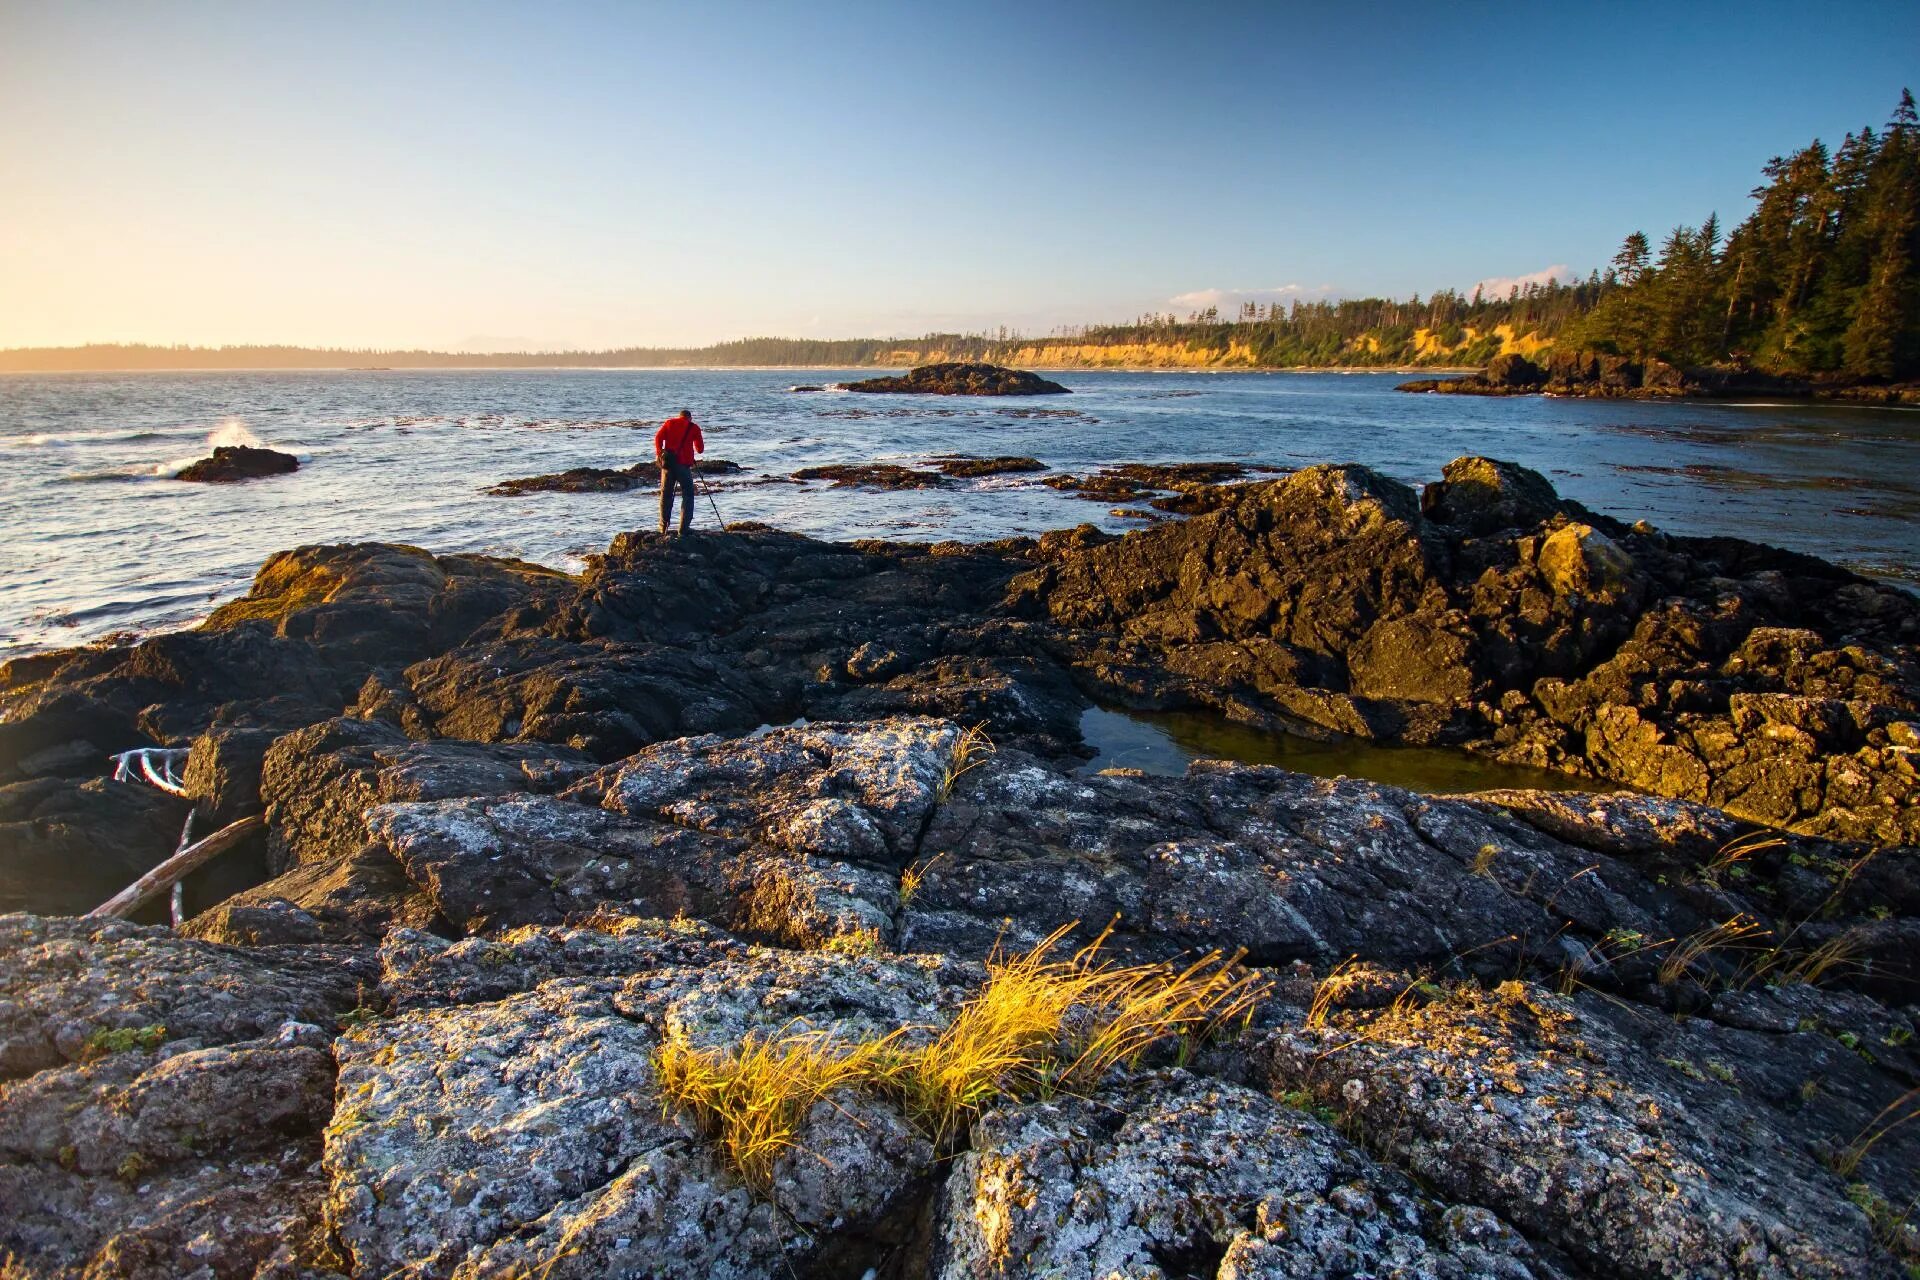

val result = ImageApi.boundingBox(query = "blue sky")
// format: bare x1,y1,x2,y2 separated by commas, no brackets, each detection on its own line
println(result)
2,0,1915,348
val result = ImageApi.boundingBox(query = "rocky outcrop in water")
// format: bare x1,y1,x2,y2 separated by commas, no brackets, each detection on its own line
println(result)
173,445,300,483
1017,458,1920,844
1400,349,1920,403
1,712,1914,1277
792,463,952,489
488,459,745,495
843,362,1071,396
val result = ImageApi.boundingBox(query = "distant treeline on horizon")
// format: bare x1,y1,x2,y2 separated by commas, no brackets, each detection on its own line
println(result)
8,90,1915,380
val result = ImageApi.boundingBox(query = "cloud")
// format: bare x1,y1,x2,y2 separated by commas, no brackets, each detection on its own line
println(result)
1468,264,1577,299
1168,283,1339,313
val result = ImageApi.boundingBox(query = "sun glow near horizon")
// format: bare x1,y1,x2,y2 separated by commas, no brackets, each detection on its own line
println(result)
2,1,1915,352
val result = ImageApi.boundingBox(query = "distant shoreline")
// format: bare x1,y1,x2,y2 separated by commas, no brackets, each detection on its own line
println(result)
0,363,1481,376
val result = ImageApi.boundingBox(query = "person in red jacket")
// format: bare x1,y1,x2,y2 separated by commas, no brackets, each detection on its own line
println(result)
653,408,705,534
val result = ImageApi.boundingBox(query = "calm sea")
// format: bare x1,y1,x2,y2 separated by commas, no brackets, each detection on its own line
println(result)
2,368,1916,659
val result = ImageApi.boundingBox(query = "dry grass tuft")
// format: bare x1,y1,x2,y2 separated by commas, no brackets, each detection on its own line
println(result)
655,923,1270,1182
1700,831,1783,886
1657,913,1770,986
1833,1085,1920,1178
899,851,948,906
937,723,996,802
655,1027,905,1189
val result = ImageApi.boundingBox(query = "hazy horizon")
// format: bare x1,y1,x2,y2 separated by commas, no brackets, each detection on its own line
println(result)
4,0,1916,351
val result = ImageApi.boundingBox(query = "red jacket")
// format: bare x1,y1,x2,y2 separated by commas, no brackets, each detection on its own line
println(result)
654,415,704,467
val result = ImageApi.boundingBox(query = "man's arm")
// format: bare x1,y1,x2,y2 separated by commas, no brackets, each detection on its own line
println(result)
690,424,705,455
653,422,668,464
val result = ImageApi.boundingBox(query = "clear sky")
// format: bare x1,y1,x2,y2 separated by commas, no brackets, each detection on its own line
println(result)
2,0,1915,350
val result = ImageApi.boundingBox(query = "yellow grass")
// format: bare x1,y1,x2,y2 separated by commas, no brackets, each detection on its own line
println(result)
937,723,996,802
655,924,1270,1185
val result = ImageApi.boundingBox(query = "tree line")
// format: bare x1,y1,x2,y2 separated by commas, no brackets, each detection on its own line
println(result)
1568,90,1919,377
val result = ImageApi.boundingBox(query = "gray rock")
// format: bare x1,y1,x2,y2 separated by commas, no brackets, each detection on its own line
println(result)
932,1070,1556,1279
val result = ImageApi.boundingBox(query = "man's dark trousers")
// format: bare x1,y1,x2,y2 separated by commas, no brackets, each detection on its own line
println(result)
660,459,696,533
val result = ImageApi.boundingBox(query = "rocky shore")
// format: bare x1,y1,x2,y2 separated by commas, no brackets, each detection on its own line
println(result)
1397,351,1920,403
2,456,1916,1278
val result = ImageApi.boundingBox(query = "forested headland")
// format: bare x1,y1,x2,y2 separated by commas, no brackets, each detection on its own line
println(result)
5,92,1914,380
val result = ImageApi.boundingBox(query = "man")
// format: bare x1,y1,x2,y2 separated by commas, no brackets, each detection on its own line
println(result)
653,407,705,534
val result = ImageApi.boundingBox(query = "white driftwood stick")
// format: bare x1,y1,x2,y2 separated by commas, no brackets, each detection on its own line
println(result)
88,815,263,921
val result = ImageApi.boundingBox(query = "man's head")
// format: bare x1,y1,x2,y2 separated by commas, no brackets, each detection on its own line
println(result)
676,407,692,419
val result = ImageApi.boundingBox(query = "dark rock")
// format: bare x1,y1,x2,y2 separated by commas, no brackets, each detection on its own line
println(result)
929,455,1047,478
259,715,596,870
487,462,653,495
1484,352,1548,388
792,463,951,489
172,445,299,483
788,384,826,392
0,777,190,917
842,362,1070,396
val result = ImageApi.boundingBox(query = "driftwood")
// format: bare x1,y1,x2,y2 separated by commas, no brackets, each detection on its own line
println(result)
88,815,263,920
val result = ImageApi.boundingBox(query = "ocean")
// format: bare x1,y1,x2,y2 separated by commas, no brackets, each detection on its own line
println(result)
2,367,1916,660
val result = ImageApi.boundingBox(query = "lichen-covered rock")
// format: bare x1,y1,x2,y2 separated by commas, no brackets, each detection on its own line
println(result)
0,919,362,1278
0,915,372,1080
324,936,964,1279
902,752,1687,973
260,716,596,870
1258,977,1916,1279
571,717,961,866
931,1071,1557,1279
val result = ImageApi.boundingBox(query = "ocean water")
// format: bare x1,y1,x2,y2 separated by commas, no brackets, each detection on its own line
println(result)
2,368,1916,659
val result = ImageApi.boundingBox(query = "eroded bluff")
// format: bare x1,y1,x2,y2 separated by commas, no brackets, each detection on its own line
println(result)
2,714,1916,1278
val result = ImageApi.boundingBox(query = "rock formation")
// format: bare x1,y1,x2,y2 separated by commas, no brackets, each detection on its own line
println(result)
1,455,1915,1277
1400,349,1920,404
843,362,1071,396
173,445,300,483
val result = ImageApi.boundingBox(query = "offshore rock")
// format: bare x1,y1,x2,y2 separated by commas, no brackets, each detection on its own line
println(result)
792,463,952,489
842,361,1070,396
172,444,299,483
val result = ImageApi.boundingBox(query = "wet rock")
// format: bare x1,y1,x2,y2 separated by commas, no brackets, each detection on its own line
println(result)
791,463,952,489
487,462,653,495
842,362,1070,396
398,636,784,760
928,454,1047,478
172,445,299,483
931,1070,1556,1279
1017,458,1919,842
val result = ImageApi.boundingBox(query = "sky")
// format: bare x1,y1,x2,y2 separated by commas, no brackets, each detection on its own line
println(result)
1,0,1916,350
